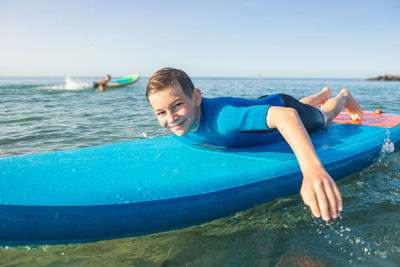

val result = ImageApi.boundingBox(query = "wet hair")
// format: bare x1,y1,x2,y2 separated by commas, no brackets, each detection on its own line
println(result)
146,68,194,100
105,74,111,80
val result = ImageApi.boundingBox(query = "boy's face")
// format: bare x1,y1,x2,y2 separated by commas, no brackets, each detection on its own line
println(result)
148,82,201,136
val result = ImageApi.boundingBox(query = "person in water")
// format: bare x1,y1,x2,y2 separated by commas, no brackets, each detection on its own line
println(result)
146,67,363,222
93,74,111,91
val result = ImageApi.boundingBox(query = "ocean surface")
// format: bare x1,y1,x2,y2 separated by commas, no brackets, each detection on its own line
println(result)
0,76,399,266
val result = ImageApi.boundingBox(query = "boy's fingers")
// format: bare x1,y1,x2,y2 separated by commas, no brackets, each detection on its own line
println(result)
324,181,338,219
302,189,321,218
325,179,343,219
301,178,342,221
315,185,330,221
332,182,343,212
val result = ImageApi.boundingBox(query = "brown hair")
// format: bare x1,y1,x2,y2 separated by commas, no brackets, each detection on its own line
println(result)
146,68,194,100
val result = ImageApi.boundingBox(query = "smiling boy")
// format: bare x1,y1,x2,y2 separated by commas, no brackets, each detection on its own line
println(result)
146,67,363,221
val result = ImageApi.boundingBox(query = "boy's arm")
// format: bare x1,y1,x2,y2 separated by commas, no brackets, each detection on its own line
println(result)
96,83,105,91
266,106,342,221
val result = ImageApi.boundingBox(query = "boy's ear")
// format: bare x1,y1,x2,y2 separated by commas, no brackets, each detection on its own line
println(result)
193,88,202,105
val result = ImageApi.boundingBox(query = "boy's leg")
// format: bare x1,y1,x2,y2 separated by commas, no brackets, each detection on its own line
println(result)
321,89,363,125
300,87,331,107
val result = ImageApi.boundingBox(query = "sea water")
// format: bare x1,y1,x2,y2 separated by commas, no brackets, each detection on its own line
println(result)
0,77,399,266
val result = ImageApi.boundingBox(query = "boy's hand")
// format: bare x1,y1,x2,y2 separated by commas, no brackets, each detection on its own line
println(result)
300,166,342,221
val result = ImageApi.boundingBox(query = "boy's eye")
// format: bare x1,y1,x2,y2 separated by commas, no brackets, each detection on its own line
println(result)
156,111,165,116
173,102,183,109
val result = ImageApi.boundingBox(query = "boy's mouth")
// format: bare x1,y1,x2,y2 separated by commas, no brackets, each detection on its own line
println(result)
168,119,186,129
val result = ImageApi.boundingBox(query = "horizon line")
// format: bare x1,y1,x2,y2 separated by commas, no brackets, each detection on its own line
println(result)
0,75,372,80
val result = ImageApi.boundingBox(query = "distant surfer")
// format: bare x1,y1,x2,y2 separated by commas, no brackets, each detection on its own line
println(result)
93,74,111,91
146,68,363,222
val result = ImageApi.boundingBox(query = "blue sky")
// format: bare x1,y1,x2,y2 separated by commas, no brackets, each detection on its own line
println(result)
1,0,399,78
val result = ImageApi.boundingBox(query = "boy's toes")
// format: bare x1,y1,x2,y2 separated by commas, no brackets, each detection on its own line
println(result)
350,113,361,121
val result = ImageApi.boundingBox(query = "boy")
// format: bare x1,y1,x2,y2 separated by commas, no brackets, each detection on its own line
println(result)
146,68,363,222
94,74,111,91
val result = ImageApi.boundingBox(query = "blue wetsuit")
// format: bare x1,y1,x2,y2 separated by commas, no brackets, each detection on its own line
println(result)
179,94,325,148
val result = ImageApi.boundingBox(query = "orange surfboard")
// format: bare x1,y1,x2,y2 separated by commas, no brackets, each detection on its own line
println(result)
332,111,400,128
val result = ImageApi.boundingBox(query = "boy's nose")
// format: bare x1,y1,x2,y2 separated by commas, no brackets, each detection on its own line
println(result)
167,111,177,123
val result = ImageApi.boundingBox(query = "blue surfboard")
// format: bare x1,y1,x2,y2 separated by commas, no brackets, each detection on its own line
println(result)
1,111,399,245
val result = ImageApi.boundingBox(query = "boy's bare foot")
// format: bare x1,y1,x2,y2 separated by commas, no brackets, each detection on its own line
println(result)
341,89,363,120
300,87,332,107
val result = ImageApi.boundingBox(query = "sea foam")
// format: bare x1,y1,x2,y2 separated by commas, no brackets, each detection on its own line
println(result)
40,77,93,90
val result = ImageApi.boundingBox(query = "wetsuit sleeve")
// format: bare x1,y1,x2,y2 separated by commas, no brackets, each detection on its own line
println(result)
216,105,272,134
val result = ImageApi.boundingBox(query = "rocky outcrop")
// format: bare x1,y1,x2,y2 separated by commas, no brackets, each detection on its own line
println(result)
367,75,400,81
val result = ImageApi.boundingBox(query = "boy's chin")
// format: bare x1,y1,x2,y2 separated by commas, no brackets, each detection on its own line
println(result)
172,129,189,136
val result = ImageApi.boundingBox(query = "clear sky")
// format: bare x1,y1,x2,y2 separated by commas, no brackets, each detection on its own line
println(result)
1,0,399,78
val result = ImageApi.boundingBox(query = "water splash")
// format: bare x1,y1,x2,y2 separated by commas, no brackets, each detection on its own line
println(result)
39,77,93,90
381,129,395,154
312,216,392,264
